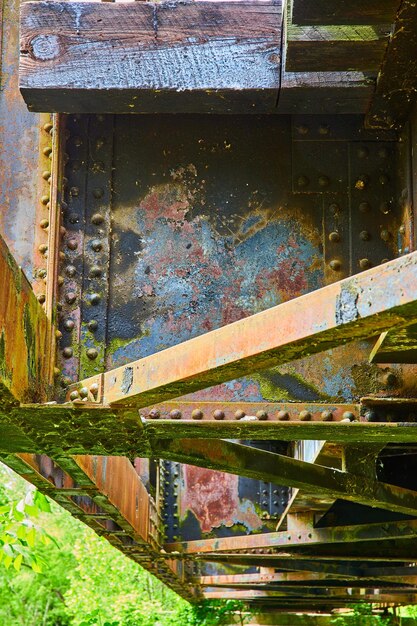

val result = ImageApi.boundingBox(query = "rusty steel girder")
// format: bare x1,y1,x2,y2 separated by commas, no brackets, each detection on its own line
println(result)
3,0,417,615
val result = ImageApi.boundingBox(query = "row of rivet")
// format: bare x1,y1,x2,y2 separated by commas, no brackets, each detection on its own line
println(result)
35,117,54,304
144,408,357,421
58,115,89,389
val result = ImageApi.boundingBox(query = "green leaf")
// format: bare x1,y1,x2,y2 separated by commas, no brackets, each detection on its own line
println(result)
34,491,51,513
24,504,39,518
26,527,36,548
13,553,22,571
3,554,13,569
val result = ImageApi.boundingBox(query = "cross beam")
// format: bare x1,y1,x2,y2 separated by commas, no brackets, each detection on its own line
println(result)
154,438,417,517
71,252,417,408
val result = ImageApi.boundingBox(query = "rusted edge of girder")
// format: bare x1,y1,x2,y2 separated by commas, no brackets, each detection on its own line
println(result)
68,251,417,409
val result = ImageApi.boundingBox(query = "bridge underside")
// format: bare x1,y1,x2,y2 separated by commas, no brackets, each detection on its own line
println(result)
2,0,417,618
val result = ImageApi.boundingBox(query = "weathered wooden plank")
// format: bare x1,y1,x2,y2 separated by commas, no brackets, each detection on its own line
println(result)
0,234,52,407
19,1,281,113
72,252,417,408
286,22,390,72
153,438,417,517
291,0,401,26
367,0,417,128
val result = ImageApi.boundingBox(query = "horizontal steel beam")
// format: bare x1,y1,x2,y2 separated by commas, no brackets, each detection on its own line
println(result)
70,252,417,408
165,517,417,555
155,438,417,517
291,0,401,25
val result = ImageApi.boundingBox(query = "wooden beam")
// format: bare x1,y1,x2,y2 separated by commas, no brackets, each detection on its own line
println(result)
0,234,52,408
286,23,390,72
291,0,401,26
71,252,417,408
19,1,281,114
367,0,417,128
154,438,417,517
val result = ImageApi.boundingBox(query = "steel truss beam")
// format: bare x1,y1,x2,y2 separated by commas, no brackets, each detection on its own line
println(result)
154,438,417,516
70,251,417,408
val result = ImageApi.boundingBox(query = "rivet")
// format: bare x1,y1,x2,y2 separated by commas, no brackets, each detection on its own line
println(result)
57,275,64,286
96,138,106,150
296,124,309,135
277,410,289,421
56,303,62,311
318,175,329,188
379,174,389,185
380,201,391,214
191,409,203,420
321,410,333,421
69,390,79,401
355,176,368,190
38,269,47,279
357,146,369,158
90,293,101,306
62,177,68,188
381,258,389,264
359,258,371,270
399,224,406,234
88,320,98,332
297,175,309,188
359,202,371,212
90,382,99,396
42,170,51,181
79,387,89,398
37,293,46,304
64,319,75,331
43,146,52,157
73,137,82,147
55,330,62,339
43,122,53,133
63,347,73,359
328,231,340,243
38,243,48,254
61,376,72,388
234,409,245,420
53,367,60,377
91,213,104,225
66,292,76,304
380,229,390,241
318,125,329,136
342,411,355,421
86,348,98,360
40,195,50,205
170,409,182,419
359,230,370,241
91,239,102,252
65,265,76,277
70,187,79,197
67,239,78,251
60,226,67,237
93,188,104,199
149,409,160,419
68,213,79,225
256,410,268,421
329,259,341,271
328,203,340,215
90,266,102,278
213,409,225,420
299,410,311,421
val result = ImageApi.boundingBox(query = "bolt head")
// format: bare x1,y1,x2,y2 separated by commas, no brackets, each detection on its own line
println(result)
191,409,203,420
62,347,73,359
359,230,370,241
299,410,311,421
149,409,160,419
321,410,333,421
296,175,309,188
328,231,340,243
90,383,99,396
234,409,245,420
329,259,341,271
86,348,98,360
67,239,78,251
64,319,75,331
40,218,49,229
37,293,46,304
93,188,104,199
88,320,98,332
91,239,103,252
256,410,268,421
66,292,76,304
342,411,355,421
91,213,104,225
42,170,51,181
277,410,289,421
380,229,390,242
170,409,182,419
213,410,225,420
318,175,330,188
359,258,371,270
65,265,76,278
90,293,101,306
90,266,102,278
69,390,79,401
79,387,89,398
